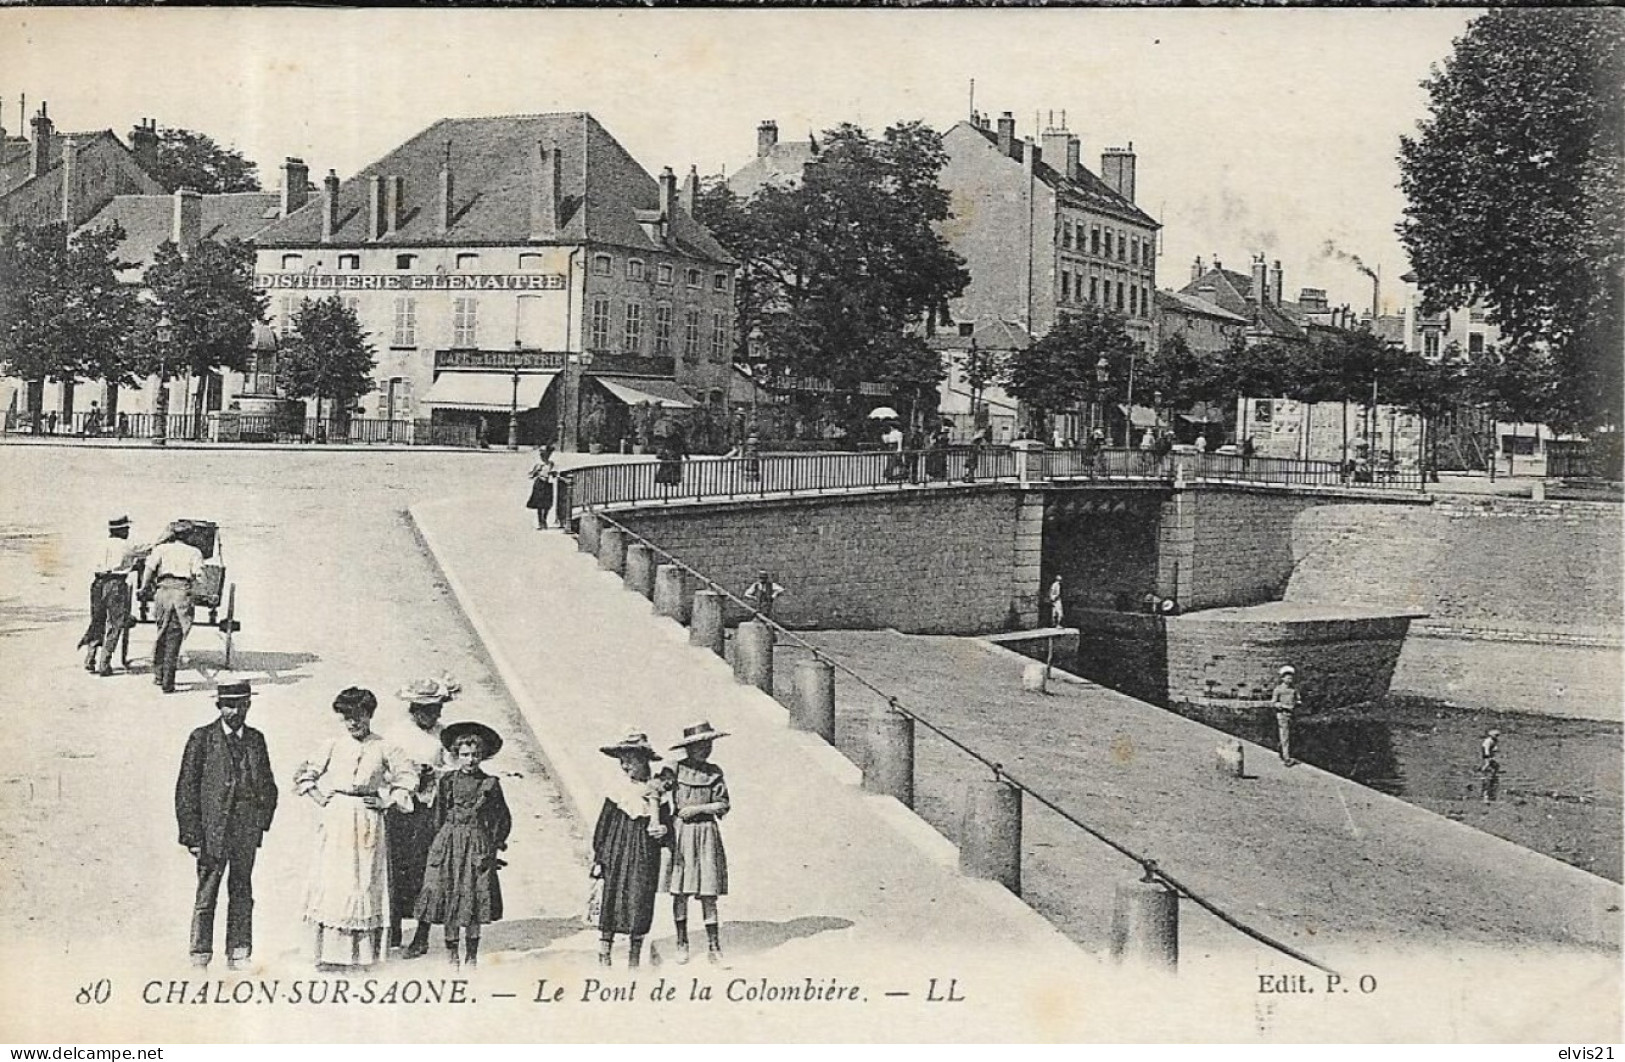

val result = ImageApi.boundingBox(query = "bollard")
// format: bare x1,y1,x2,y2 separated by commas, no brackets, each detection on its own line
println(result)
862,710,915,808
623,543,656,599
1021,662,1049,694
597,526,627,575
733,619,774,695
577,511,601,555
959,777,1022,894
1531,479,1546,502
1215,741,1245,778
790,658,836,743
1109,875,1179,970
653,564,690,624
689,590,726,656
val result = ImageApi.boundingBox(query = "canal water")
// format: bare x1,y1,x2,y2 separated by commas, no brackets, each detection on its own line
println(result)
1179,696,1623,883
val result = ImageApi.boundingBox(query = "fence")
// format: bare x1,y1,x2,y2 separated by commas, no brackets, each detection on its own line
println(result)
561,445,1423,519
590,509,1339,975
3,410,479,448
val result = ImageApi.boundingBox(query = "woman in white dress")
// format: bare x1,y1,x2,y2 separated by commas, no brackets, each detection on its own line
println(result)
293,688,416,970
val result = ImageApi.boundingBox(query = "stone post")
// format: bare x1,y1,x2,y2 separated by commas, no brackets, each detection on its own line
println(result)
790,657,836,743
597,526,626,575
623,543,656,599
689,590,725,656
959,778,1022,894
862,710,914,807
577,510,601,554
653,564,689,623
1110,876,1178,970
733,619,774,694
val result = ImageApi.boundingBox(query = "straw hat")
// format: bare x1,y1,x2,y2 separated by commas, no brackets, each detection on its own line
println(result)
670,721,730,749
600,732,662,760
441,720,503,758
108,515,131,532
216,680,252,704
1279,665,1296,676
397,675,460,706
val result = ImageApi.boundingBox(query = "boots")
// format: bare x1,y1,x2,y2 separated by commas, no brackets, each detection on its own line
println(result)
628,936,644,969
674,922,690,965
445,938,461,967
705,923,722,963
464,936,480,967
598,937,613,967
403,923,431,959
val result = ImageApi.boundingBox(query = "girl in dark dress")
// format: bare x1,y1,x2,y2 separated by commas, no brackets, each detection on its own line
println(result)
591,732,670,968
414,722,511,968
525,447,556,530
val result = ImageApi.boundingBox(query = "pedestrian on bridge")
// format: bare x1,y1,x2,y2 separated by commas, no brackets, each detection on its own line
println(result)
592,733,670,969
744,571,785,622
1273,666,1299,767
1047,575,1066,627
79,515,141,675
1480,729,1502,803
526,447,557,530
415,721,511,968
387,676,458,958
663,722,732,965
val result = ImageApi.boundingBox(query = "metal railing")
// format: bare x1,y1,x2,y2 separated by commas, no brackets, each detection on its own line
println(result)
3,410,479,448
592,510,1339,976
562,445,1424,519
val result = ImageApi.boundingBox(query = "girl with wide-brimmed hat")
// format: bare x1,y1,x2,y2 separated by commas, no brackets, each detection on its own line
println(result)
413,721,511,967
662,721,731,964
590,732,670,968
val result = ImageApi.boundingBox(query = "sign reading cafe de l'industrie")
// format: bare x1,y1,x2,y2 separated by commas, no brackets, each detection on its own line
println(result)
254,272,568,292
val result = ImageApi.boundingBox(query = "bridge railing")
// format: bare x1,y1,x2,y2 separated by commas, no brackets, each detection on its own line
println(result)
562,445,1421,520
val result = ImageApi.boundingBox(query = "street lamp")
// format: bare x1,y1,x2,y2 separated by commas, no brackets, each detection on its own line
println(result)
1095,354,1110,444
153,312,172,448
508,339,522,452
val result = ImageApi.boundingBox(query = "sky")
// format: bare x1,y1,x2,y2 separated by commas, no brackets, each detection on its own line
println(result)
2,7,1477,315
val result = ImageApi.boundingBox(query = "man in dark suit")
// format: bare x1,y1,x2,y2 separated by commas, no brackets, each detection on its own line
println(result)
175,681,278,969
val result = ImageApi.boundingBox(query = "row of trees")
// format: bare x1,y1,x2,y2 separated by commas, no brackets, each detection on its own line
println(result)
0,221,374,430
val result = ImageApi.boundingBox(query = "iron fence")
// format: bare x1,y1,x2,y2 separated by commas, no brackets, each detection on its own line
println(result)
3,410,479,448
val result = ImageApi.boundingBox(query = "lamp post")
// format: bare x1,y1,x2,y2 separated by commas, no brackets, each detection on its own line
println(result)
153,312,172,447
508,339,522,452
1095,354,1110,445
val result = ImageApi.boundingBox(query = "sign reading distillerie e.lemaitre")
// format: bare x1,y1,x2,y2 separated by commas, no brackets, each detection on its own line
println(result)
254,273,568,291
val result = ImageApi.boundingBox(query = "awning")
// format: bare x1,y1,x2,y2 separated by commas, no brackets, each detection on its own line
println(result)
597,377,694,409
1178,401,1228,423
423,371,557,411
1117,404,1158,428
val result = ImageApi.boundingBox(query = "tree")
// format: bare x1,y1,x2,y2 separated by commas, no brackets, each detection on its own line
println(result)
141,238,265,433
1397,10,1625,431
150,128,262,194
275,295,377,431
956,339,1004,430
692,178,774,373
1002,305,1136,436
0,221,143,430
1138,334,1213,424
1460,340,1562,475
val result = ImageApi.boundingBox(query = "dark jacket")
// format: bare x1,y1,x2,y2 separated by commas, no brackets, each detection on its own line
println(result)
175,723,278,859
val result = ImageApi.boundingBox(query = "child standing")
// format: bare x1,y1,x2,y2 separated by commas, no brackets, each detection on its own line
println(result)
592,733,670,968
414,722,511,968
664,722,731,965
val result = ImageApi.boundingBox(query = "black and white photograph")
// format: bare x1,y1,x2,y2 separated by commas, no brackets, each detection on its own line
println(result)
0,6,1620,1046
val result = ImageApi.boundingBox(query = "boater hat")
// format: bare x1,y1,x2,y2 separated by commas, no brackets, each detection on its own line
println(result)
670,721,730,749
442,721,503,757
600,732,661,760
1279,665,1297,676
216,681,252,704
397,675,459,706
108,515,131,531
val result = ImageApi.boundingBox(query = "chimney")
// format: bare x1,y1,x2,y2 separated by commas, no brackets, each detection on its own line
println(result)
530,140,561,242
658,166,678,242
321,169,340,242
1024,138,1041,167
29,101,54,179
368,174,386,241
1250,254,1268,305
1041,129,1072,176
680,165,699,215
130,119,159,175
171,188,203,252
58,137,76,224
1066,136,1081,181
1191,256,1205,284
280,157,310,217
439,142,454,234
996,112,1016,158
1100,145,1137,203
1269,259,1283,306
756,120,778,158
385,175,404,235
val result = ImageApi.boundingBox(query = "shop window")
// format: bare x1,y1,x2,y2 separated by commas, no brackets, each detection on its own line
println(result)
392,297,417,348
657,262,674,285
590,298,612,351
623,302,644,354
455,253,480,271
395,253,418,270
682,308,701,362
518,253,545,271
280,253,304,271
452,297,478,347
337,254,361,271
628,259,646,281
593,254,613,277
654,304,674,356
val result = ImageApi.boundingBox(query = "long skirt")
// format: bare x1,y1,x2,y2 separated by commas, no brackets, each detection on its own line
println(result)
592,800,662,936
525,479,554,511
386,805,436,922
304,795,391,966
415,822,503,930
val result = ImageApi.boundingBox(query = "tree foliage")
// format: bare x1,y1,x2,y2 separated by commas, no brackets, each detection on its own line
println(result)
141,238,265,421
275,295,378,415
1397,10,1625,430
1001,304,1136,432
151,128,262,194
0,221,145,410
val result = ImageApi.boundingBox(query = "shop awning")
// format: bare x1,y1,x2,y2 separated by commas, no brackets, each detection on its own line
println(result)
597,377,694,409
422,371,557,411
1117,404,1159,428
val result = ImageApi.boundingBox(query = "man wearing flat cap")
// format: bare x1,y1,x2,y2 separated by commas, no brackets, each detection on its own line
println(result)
175,681,279,969
78,516,142,676
142,521,205,693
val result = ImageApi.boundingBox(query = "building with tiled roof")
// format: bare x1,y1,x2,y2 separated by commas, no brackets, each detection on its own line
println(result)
725,121,818,200
1178,254,1308,346
0,104,164,231
82,189,281,276
251,112,736,450
1154,288,1248,359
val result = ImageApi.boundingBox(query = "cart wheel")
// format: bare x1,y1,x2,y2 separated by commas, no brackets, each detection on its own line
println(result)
221,584,237,669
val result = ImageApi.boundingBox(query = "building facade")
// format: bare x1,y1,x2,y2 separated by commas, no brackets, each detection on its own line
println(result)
0,104,164,231
252,113,735,450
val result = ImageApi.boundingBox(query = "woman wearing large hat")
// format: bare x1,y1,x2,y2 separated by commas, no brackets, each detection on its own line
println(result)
384,675,461,958
663,722,731,965
590,732,670,968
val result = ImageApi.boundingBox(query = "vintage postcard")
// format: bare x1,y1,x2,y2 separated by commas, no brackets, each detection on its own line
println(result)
0,6,1619,1046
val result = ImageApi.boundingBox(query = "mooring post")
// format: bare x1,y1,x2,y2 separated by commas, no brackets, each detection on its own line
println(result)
577,510,601,554
733,619,774,694
790,657,836,743
623,543,655,598
597,526,627,575
1110,866,1179,970
689,590,725,656
862,709,915,808
653,564,689,623
960,775,1022,894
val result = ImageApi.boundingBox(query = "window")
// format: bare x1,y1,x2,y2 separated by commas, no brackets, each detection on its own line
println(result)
337,254,361,271
340,295,361,316
657,263,674,285
709,312,728,361
592,254,613,277
590,298,612,351
395,253,417,270
518,253,545,271
713,272,729,293
280,253,304,271
278,296,298,338
1117,234,1127,261
1468,333,1485,357
1469,307,1487,324
1115,282,1125,312
654,304,674,356
1143,285,1151,317
1130,239,1139,266
958,322,975,337
1090,228,1100,256
686,268,702,289
452,297,478,346
1142,240,1154,270
1061,272,1072,304
623,302,644,354
392,297,417,347
1063,221,1074,250
682,308,701,361
1101,279,1110,307
1423,332,1441,360
1089,277,1099,304
455,253,480,271
627,259,646,281
1129,285,1138,317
